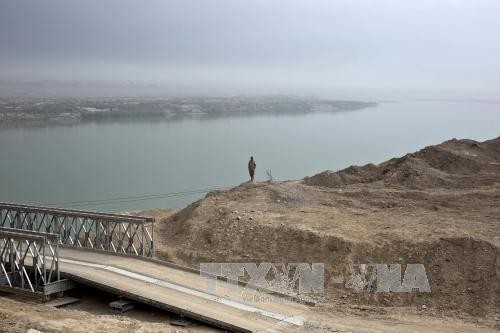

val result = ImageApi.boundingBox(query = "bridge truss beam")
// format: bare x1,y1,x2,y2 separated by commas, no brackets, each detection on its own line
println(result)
0,227,74,299
0,203,155,258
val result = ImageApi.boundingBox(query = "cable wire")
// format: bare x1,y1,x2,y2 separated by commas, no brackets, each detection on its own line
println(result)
42,186,231,208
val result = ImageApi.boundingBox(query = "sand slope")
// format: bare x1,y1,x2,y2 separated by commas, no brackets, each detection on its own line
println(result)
156,136,500,319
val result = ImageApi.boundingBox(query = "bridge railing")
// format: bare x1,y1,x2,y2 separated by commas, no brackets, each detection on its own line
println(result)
0,203,155,258
0,227,76,298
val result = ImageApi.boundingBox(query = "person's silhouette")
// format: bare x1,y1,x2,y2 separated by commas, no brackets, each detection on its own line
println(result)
248,156,256,181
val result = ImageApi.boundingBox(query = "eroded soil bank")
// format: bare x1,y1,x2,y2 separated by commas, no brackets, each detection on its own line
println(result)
156,136,500,319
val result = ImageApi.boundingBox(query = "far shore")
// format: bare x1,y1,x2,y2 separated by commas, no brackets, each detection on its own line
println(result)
0,95,376,126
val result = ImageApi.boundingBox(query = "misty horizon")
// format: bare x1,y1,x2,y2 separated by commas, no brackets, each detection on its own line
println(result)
1,0,499,100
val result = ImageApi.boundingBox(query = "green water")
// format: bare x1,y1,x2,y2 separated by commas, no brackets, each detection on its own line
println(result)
0,101,498,212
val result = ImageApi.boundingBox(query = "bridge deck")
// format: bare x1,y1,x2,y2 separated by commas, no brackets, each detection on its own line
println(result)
57,248,310,333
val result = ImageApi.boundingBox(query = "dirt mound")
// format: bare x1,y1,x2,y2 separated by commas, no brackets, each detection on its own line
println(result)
154,136,500,321
304,136,500,189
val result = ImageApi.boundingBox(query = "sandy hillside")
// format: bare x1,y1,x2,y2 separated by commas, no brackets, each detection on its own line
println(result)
2,136,499,333
155,136,500,320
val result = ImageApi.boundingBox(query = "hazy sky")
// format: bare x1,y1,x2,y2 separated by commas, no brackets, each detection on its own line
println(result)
1,0,499,99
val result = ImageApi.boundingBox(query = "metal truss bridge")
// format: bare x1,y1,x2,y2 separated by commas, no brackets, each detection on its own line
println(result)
0,202,310,332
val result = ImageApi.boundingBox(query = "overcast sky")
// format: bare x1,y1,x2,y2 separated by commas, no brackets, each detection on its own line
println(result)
0,0,499,99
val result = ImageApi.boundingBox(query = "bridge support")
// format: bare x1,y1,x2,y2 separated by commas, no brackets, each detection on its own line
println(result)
0,202,154,258
0,227,75,300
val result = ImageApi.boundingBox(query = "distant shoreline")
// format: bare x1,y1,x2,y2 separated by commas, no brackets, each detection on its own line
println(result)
0,95,376,127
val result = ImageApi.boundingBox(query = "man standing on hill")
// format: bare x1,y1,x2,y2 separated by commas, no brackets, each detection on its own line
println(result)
248,156,256,181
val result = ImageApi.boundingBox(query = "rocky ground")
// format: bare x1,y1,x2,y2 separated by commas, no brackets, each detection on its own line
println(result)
0,290,217,333
154,136,500,328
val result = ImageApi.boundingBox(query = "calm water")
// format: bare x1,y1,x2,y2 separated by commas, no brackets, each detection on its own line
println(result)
0,101,499,212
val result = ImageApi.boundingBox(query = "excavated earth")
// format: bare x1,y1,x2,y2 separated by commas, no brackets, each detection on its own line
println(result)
2,136,499,332
155,136,500,321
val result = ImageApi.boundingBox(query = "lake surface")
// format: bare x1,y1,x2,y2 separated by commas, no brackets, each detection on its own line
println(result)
0,101,499,212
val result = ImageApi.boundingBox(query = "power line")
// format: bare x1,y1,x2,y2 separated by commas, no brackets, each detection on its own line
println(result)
44,187,226,206
42,186,231,208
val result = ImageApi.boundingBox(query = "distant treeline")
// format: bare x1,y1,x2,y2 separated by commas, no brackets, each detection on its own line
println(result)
0,96,376,124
